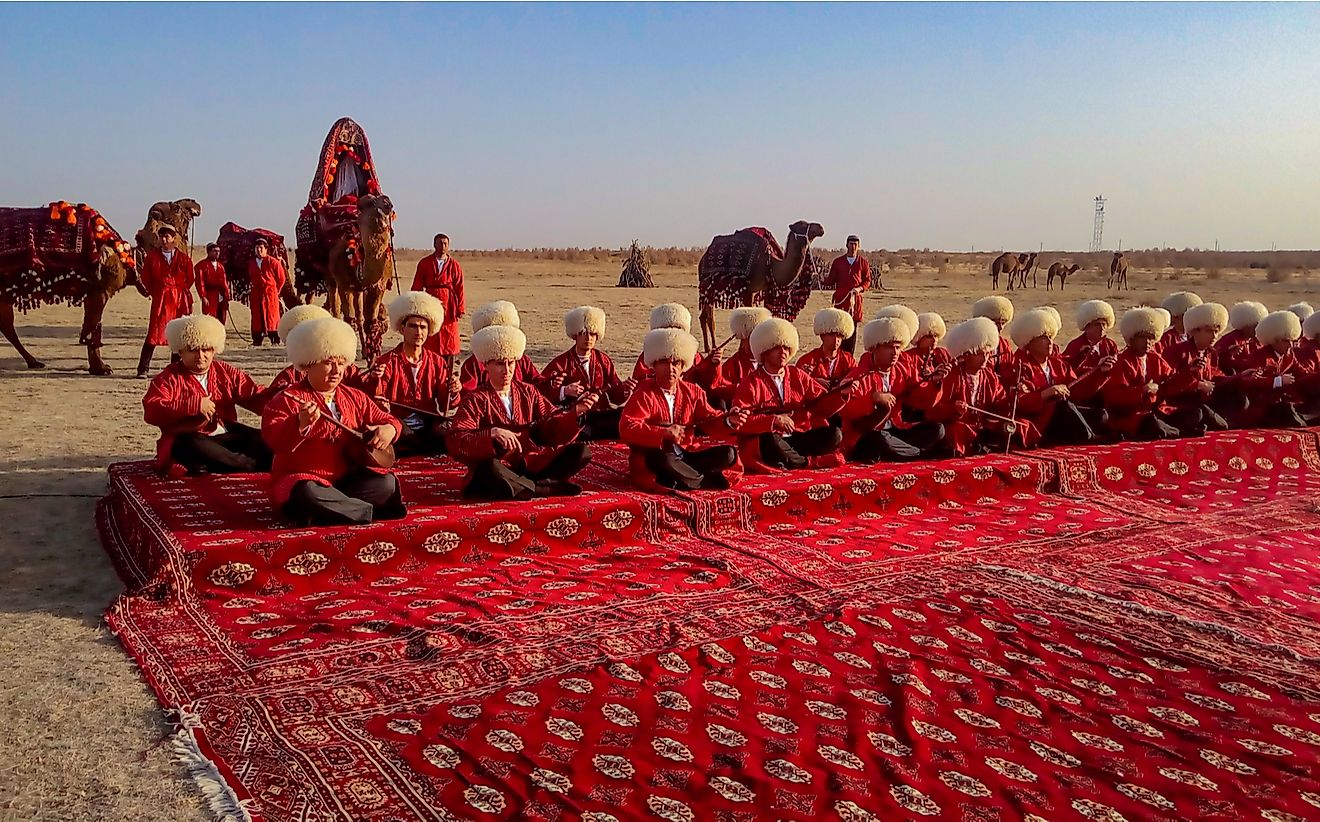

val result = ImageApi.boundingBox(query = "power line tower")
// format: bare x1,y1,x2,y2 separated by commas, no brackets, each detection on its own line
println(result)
1090,196,1106,252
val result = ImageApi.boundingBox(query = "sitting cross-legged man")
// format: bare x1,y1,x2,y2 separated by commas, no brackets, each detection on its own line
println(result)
143,315,271,476
970,296,1015,374
631,303,725,394
620,328,750,491
459,300,543,391
1216,300,1268,374
255,304,370,412
1226,310,1309,429
262,317,405,525
927,317,1029,456
1100,307,1190,440
1295,312,1320,422
710,306,771,408
366,291,460,456
1160,302,1241,434
1004,308,1112,447
796,308,857,389
902,311,952,375
839,317,947,463
1062,299,1119,373
449,325,597,500
733,318,852,472
1158,291,1203,356
855,303,918,373
542,306,637,440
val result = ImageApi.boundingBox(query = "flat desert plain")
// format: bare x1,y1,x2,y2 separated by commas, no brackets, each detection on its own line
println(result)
0,254,1316,819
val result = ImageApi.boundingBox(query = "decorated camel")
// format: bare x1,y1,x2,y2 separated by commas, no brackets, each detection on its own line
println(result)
696,221,824,351
325,194,395,362
1109,252,1130,290
134,199,201,266
0,202,136,373
1046,261,1081,290
989,252,1028,291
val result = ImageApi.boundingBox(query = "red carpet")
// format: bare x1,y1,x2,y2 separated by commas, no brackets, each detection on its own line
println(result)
98,431,1320,821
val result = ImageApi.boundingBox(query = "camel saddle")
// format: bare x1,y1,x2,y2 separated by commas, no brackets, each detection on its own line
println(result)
0,203,134,311
216,222,289,305
698,227,813,319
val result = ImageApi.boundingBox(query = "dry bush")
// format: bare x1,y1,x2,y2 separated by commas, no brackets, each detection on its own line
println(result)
1266,267,1291,284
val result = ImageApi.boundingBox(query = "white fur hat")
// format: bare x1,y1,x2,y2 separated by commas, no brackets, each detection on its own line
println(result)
1304,311,1320,341
650,303,692,333
1256,310,1302,345
1035,306,1062,328
165,315,226,355
471,300,520,332
1161,291,1203,317
1075,299,1115,331
1287,301,1314,321
1183,302,1228,335
945,317,1002,360
971,295,1014,324
388,291,445,335
287,317,358,367
875,304,919,336
643,328,699,368
862,317,914,351
750,317,799,360
730,306,772,339
471,325,527,363
277,303,331,341
916,312,946,342
1119,307,1169,344
1008,308,1062,349
1154,307,1172,331
1229,300,1268,331
813,307,856,339
564,305,606,340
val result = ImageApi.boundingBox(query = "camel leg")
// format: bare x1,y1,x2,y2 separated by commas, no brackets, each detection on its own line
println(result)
81,292,113,375
0,302,45,369
699,304,716,352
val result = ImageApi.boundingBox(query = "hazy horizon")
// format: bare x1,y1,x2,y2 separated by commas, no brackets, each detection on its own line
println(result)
3,3,1318,252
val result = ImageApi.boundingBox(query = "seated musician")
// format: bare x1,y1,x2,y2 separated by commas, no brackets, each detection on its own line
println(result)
1160,302,1239,434
926,318,1024,456
1100,307,1187,440
542,306,637,440
970,296,1015,374
1032,306,1064,357
796,308,856,388
732,318,850,472
855,303,918,372
1158,291,1202,355
631,303,725,393
711,306,771,408
143,315,271,476
1215,301,1268,374
619,328,750,490
1288,302,1314,322
1062,299,1118,372
449,325,596,500
1297,312,1320,422
366,291,459,456
255,304,368,411
1004,308,1111,447
262,318,405,525
839,318,947,463
1227,310,1309,429
459,300,543,391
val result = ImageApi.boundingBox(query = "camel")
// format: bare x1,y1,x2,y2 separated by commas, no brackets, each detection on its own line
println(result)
696,221,824,351
990,252,1028,291
325,194,395,362
1046,262,1081,290
1008,252,1039,291
1109,252,1129,291
134,199,202,264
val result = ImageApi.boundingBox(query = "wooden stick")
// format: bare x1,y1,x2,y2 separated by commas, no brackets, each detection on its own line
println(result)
708,333,738,354
964,403,1019,425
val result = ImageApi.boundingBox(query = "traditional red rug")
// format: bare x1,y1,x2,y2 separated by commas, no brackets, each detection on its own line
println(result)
98,432,1320,821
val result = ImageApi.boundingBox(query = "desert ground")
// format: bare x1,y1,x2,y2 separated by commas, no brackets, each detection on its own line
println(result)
1,252,1317,820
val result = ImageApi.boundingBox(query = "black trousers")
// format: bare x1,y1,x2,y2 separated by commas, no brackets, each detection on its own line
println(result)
580,407,622,442
394,423,448,458
284,469,405,525
170,422,272,473
463,443,592,501
757,425,843,469
643,445,737,490
851,421,946,463
1041,401,1106,447
251,332,280,346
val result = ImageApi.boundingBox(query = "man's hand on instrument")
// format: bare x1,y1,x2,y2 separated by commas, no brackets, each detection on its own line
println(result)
1280,373,1297,387
872,390,897,409
662,424,687,445
1044,384,1069,400
726,407,751,429
771,414,797,435
953,400,968,418
375,396,390,413
572,390,600,416
548,372,567,389
198,397,218,419
1198,380,1216,395
563,382,585,400
620,378,639,395
1098,355,1118,372
366,424,395,450
707,348,723,366
1145,382,1160,396
449,374,462,396
929,363,953,383
297,401,321,429
491,427,522,454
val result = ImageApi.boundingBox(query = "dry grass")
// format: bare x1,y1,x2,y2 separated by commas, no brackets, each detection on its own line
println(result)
1,255,1318,820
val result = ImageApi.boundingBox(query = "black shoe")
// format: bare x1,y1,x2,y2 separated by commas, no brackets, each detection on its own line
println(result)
535,479,582,497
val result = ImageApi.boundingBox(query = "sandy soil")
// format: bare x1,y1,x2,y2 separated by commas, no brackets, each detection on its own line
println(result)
0,256,1314,820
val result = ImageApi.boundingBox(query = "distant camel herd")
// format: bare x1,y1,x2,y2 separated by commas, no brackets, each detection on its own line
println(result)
990,251,1128,292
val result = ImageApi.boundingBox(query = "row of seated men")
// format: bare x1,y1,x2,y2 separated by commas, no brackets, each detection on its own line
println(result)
142,289,1320,527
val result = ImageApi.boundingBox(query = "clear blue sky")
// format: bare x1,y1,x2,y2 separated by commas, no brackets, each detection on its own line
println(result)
3,3,1318,251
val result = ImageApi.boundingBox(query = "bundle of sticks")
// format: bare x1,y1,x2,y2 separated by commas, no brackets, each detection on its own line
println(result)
616,240,653,288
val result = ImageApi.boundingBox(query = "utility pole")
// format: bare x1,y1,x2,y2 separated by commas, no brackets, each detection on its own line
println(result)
1090,196,1106,252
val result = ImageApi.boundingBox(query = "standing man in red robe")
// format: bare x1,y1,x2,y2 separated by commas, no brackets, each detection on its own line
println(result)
136,224,194,378
823,235,872,356
194,243,230,324
248,238,286,346
410,233,465,365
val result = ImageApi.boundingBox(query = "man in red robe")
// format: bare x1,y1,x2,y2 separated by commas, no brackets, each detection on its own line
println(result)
630,303,725,393
193,243,230,324
410,233,465,361
927,318,1025,456
143,315,269,476
1062,299,1119,373
458,300,542,391
796,308,856,388
1215,301,1268,374
711,306,770,408
1003,308,1112,447
541,306,637,440
1225,310,1309,429
620,328,749,490
839,318,946,462
450,325,596,499
971,296,1015,376
1160,302,1240,434
248,238,287,346
136,224,195,378
1157,291,1202,356
1101,307,1188,439
367,292,460,456
901,312,952,377
823,235,872,355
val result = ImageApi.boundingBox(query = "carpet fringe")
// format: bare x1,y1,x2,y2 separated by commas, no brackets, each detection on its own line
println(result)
169,708,253,822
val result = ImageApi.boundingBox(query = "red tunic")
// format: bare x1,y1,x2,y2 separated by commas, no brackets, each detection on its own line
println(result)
823,255,871,321
1160,340,1227,412
631,351,724,393
1006,353,1107,445
248,257,287,334
541,348,630,410
1061,334,1119,372
460,354,542,392
619,379,743,490
796,346,856,387
1101,349,1174,435
1215,328,1263,375
261,381,402,506
1155,327,1183,358
897,347,953,380
1228,346,1309,426
255,363,367,413
410,254,465,356
838,358,942,452
712,346,756,405
448,382,582,477
733,366,849,468
143,360,265,474
140,248,194,346
366,345,457,413
193,260,229,319
927,363,1017,456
